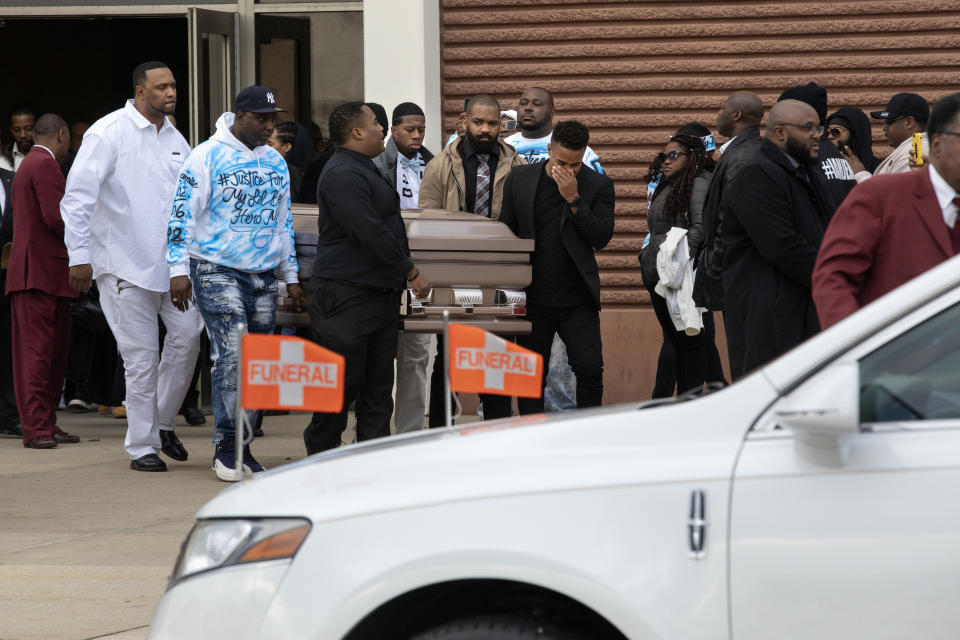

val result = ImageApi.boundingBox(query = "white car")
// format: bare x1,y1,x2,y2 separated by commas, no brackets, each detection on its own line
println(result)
149,256,960,640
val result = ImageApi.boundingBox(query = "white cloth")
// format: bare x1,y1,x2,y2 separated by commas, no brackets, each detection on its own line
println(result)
0,145,26,172
927,163,960,228
394,332,432,433
0,177,5,216
654,227,703,335
396,153,425,210
61,100,190,292
97,273,204,460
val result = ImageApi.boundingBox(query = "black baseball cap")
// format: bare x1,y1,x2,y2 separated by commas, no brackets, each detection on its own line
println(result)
870,93,928,121
234,85,287,114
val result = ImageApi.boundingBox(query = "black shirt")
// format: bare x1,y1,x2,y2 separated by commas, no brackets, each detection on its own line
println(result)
460,135,500,216
314,148,414,289
527,164,590,307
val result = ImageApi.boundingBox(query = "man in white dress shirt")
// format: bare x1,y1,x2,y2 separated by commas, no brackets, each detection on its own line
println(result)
62,61,204,472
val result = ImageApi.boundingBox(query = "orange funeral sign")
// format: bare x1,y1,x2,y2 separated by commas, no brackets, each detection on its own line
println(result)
241,334,344,412
448,323,543,398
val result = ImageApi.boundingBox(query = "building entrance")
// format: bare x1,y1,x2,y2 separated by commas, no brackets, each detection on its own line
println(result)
0,17,189,142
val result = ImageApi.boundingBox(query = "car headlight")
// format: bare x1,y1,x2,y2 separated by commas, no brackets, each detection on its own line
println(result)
169,518,311,588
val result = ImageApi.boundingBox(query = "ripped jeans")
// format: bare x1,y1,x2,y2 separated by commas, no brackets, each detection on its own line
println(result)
190,259,277,442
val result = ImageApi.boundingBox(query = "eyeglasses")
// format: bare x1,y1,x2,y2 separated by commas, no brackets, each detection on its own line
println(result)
883,115,909,127
827,127,847,139
661,149,688,162
780,123,825,136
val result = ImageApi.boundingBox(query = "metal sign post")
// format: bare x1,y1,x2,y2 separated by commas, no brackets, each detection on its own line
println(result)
443,310,452,427
234,322,246,480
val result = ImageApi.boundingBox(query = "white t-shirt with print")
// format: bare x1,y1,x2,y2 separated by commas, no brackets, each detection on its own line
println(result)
503,131,604,174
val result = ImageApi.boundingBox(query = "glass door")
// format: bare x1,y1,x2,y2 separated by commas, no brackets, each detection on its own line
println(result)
188,7,236,146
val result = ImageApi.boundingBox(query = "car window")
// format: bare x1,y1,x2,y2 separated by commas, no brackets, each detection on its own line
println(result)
860,301,960,423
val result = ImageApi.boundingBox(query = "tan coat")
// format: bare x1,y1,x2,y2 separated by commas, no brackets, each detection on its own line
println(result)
418,135,525,220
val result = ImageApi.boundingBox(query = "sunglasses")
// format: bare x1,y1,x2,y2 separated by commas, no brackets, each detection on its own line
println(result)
661,149,688,162
827,127,846,138
501,120,517,131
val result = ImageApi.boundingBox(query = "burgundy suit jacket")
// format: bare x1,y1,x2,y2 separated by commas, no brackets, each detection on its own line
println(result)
812,166,953,329
5,147,79,299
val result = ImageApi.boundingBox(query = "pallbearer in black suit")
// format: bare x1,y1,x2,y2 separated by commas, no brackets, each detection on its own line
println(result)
303,102,431,454
498,120,615,414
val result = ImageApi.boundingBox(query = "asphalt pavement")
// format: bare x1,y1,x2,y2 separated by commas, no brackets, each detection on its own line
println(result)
0,408,357,640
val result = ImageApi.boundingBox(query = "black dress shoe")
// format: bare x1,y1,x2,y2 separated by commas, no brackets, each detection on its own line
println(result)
52,431,81,444
23,436,57,449
180,406,206,426
0,424,23,438
130,453,167,472
160,430,188,461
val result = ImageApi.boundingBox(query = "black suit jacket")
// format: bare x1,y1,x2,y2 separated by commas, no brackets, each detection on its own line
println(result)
694,126,763,310
499,163,615,311
0,168,13,248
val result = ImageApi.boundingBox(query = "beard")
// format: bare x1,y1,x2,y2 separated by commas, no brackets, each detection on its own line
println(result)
466,128,497,154
785,135,818,166
15,138,33,153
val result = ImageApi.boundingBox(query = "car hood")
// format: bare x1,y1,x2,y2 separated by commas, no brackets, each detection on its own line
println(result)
197,374,778,523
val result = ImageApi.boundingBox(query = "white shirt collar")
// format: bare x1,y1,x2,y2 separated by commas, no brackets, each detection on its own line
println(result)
33,145,57,161
927,163,958,228
124,99,174,134
719,135,737,154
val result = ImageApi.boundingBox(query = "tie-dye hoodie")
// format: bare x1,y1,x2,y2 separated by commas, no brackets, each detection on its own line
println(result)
166,112,298,282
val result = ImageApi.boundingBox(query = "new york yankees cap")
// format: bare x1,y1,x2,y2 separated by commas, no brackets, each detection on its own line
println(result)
234,85,287,114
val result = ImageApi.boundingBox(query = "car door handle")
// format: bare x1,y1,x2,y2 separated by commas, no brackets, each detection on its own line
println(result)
688,489,707,560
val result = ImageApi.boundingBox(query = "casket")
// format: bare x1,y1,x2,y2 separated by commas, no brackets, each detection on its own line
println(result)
277,206,534,335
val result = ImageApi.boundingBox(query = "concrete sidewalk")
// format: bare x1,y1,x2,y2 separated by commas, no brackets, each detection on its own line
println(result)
0,408,337,640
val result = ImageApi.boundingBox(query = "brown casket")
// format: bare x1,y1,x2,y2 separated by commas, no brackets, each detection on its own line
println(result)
276,205,534,335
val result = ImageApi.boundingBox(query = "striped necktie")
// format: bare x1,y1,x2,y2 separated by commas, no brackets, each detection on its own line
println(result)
474,153,491,217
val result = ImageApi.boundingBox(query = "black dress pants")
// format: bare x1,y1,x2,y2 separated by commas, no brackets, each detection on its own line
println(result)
651,311,726,398
0,285,20,429
427,334,513,428
303,279,400,455
516,302,603,415
645,282,707,394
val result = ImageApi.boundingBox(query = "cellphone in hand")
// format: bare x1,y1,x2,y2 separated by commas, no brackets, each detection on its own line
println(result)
836,140,848,155
912,132,924,166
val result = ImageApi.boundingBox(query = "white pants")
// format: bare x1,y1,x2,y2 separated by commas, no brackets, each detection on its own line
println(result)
394,332,432,433
97,274,205,459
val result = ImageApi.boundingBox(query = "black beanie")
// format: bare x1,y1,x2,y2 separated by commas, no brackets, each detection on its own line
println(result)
778,82,828,125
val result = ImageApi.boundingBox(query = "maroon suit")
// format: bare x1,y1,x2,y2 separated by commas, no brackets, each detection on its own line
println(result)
6,146,80,443
812,166,954,329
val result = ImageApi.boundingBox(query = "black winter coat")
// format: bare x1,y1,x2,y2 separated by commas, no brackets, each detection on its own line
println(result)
721,139,834,379
639,170,711,287
694,126,763,309
499,163,616,311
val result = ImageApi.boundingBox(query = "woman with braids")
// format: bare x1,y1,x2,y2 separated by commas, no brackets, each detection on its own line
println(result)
639,133,715,395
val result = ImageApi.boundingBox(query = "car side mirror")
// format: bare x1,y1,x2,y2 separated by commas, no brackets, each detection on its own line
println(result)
774,362,859,466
